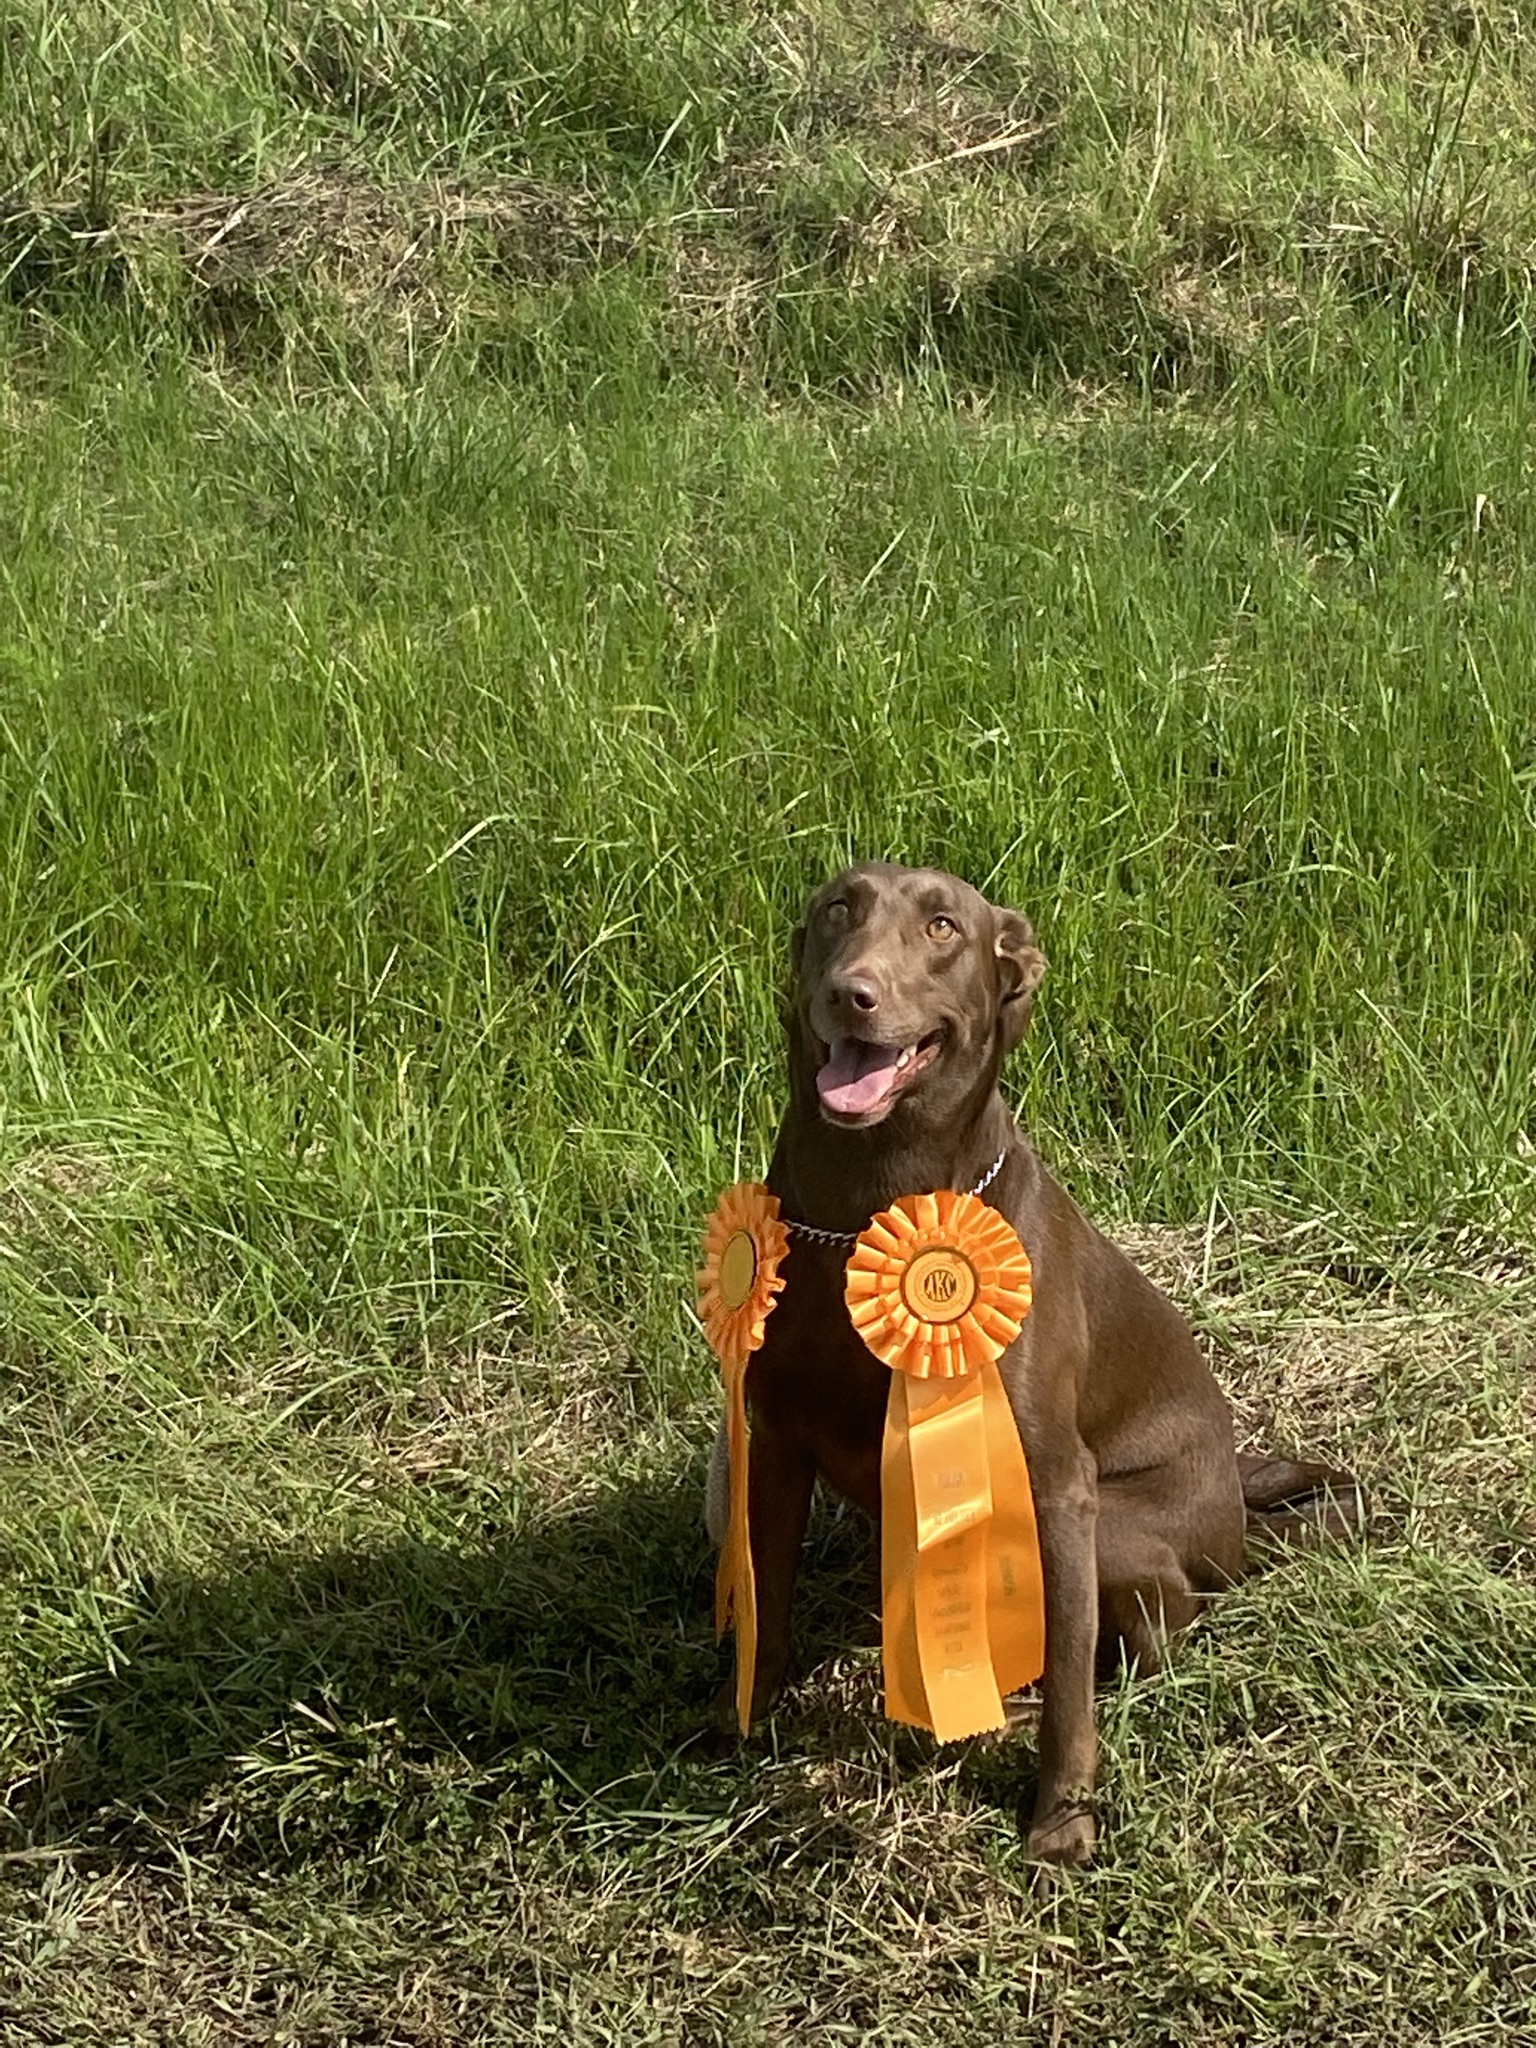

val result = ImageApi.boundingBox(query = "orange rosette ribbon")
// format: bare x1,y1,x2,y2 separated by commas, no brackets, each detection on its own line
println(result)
697,1181,790,1733
846,1189,1044,1743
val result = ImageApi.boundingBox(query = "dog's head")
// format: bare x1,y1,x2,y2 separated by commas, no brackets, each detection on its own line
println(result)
788,862,1047,1130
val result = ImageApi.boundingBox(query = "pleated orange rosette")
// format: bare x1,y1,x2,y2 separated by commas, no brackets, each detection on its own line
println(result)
845,1189,1045,1743
697,1181,790,1733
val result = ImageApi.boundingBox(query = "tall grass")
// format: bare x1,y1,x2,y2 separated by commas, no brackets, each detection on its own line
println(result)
2,329,1532,1377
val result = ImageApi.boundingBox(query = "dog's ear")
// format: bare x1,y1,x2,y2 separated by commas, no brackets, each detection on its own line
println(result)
994,907,1047,1052
781,920,808,1028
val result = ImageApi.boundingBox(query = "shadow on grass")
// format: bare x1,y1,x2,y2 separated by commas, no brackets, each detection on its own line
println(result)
10,1468,1027,1870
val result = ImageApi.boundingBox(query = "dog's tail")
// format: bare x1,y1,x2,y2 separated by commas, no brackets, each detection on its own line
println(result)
1239,1452,1366,1565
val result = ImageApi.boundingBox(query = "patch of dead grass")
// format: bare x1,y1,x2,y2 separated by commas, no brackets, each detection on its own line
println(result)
140,165,620,298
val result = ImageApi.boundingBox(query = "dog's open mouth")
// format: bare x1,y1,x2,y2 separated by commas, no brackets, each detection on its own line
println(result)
815,1030,943,1120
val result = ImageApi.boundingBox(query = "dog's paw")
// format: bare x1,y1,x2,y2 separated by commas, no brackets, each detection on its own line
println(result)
1024,1798,1096,1874
682,1680,747,1760
683,1718,742,1762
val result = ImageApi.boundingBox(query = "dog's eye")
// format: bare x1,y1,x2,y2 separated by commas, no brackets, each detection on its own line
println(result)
822,899,850,926
927,915,958,940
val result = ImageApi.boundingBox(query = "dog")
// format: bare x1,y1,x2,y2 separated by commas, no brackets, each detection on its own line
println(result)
704,862,1361,1867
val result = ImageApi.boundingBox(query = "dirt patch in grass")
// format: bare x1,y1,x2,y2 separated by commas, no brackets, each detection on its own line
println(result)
2,167,624,339
146,167,618,293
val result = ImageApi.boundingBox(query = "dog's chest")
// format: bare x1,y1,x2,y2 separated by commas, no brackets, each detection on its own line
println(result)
746,1241,888,1514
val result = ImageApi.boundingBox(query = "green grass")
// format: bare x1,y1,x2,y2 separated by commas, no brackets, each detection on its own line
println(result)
3,2,1536,2040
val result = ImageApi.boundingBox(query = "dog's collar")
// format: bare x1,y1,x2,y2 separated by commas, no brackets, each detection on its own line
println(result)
783,1150,1008,1247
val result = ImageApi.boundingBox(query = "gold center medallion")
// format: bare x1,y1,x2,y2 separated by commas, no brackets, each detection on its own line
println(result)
900,1247,978,1324
717,1229,759,1311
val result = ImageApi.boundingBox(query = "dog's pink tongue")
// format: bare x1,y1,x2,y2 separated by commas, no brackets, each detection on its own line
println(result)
817,1037,903,1116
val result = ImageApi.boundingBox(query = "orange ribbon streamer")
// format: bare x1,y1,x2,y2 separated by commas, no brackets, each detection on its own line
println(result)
878,1359,1045,1740
715,1351,758,1737
847,1190,1045,1742
697,1182,789,1734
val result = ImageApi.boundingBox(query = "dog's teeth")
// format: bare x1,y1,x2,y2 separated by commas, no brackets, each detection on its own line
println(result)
896,1047,913,1069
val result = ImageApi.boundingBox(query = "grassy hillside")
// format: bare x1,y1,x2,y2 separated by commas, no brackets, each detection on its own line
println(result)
4,1,1536,388
2,4,1535,2041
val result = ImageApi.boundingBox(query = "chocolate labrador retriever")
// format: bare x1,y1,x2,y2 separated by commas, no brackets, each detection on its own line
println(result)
705,861,1360,1867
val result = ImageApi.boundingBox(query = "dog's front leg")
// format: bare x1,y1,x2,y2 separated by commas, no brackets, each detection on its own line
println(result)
711,1417,816,1733
1026,1440,1100,1868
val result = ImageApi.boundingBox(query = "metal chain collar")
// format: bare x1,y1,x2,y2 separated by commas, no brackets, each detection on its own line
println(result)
783,1148,1008,1248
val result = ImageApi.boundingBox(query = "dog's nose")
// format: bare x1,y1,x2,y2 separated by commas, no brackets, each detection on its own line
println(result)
828,973,881,1014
